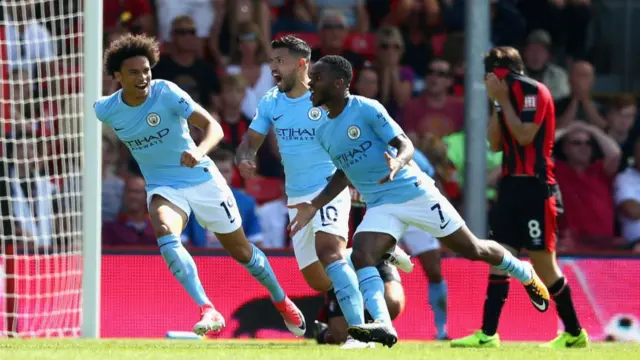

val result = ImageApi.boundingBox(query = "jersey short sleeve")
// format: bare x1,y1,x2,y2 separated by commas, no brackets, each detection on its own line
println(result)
162,80,197,120
519,82,551,125
249,96,273,135
93,96,113,125
366,99,404,144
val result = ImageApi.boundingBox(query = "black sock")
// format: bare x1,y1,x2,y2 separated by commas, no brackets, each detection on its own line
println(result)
549,277,582,336
481,274,510,336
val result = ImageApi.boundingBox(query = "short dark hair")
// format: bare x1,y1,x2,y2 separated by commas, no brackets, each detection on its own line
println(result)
210,148,235,163
318,55,353,86
484,46,525,74
607,93,637,113
271,35,311,61
104,34,160,77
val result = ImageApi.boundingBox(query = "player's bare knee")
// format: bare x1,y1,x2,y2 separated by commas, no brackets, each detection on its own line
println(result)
315,232,346,266
152,225,172,239
349,248,375,269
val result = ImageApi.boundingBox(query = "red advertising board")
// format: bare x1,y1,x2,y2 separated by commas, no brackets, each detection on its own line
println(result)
2,254,640,340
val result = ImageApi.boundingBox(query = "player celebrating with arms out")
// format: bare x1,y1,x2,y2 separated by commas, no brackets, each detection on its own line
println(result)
94,34,305,337
288,55,550,347
451,47,589,348
236,36,411,349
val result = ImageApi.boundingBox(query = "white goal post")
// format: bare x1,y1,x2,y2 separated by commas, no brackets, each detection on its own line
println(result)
0,0,102,338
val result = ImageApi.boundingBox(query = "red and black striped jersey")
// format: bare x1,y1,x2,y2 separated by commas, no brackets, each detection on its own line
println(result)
497,73,556,184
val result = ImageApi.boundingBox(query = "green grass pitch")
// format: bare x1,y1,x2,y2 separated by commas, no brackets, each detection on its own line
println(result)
0,339,639,360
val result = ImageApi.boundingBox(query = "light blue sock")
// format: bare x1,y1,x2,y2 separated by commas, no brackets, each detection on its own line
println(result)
242,244,286,302
428,281,448,338
495,251,532,283
357,266,391,323
158,234,210,306
326,260,365,326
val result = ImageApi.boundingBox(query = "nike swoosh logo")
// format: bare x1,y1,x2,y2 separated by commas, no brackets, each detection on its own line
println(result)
478,339,493,345
439,220,451,230
566,338,580,347
114,127,124,131
531,298,547,311
273,114,284,121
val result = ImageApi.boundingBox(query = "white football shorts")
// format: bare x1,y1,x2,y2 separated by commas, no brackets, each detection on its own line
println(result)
146,166,242,235
288,187,351,269
401,226,441,255
355,186,465,241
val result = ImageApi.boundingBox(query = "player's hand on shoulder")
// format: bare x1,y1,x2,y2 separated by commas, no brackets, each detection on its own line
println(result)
237,159,257,179
379,152,402,184
485,73,509,102
181,149,204,168
286,202,317,236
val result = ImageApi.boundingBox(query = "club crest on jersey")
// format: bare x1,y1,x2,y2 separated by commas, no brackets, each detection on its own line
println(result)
523,95,536,110
146,112,161,127
347,125,361,140
307,107,322,120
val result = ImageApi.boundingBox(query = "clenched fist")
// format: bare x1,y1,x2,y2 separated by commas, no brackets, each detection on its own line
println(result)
181,149,203,168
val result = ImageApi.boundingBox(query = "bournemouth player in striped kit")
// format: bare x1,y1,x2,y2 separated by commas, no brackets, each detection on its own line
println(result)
451,46,589,348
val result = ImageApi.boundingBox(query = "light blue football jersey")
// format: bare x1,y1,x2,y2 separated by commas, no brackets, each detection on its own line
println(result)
94,79,214,191
316,95,434,207
250,86,336,197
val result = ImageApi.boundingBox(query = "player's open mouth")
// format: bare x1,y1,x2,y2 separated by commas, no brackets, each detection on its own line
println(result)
272,74,282,84
135,83,148,90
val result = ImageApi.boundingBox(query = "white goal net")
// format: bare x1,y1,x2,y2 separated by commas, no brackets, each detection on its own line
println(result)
0,0,87,337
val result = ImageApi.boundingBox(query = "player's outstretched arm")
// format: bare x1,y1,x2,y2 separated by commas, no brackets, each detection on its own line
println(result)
379,134,414,184
235,129,267,178
287,170,350,236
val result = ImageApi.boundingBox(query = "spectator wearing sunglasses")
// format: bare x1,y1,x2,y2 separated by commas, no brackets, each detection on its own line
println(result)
153,15,222,112
372,26,414,117
555,121,621,251
310,11,365,71
227,23,274,120
401,58,464,143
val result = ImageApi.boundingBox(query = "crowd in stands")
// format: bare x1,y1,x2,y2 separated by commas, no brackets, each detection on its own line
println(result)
1,0,639,254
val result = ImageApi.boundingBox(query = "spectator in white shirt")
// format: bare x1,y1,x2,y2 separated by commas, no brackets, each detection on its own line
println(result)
4,1,56,77
614,138,640,252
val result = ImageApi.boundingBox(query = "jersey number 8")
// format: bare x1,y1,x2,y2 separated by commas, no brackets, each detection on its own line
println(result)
527,220,541,239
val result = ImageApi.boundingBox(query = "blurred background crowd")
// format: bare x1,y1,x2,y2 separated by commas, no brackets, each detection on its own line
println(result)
1,0,640,254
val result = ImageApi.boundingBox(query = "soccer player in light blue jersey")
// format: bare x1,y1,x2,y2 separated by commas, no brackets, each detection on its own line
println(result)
94,34,305,337
236,36,411,349
288,55,551,347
